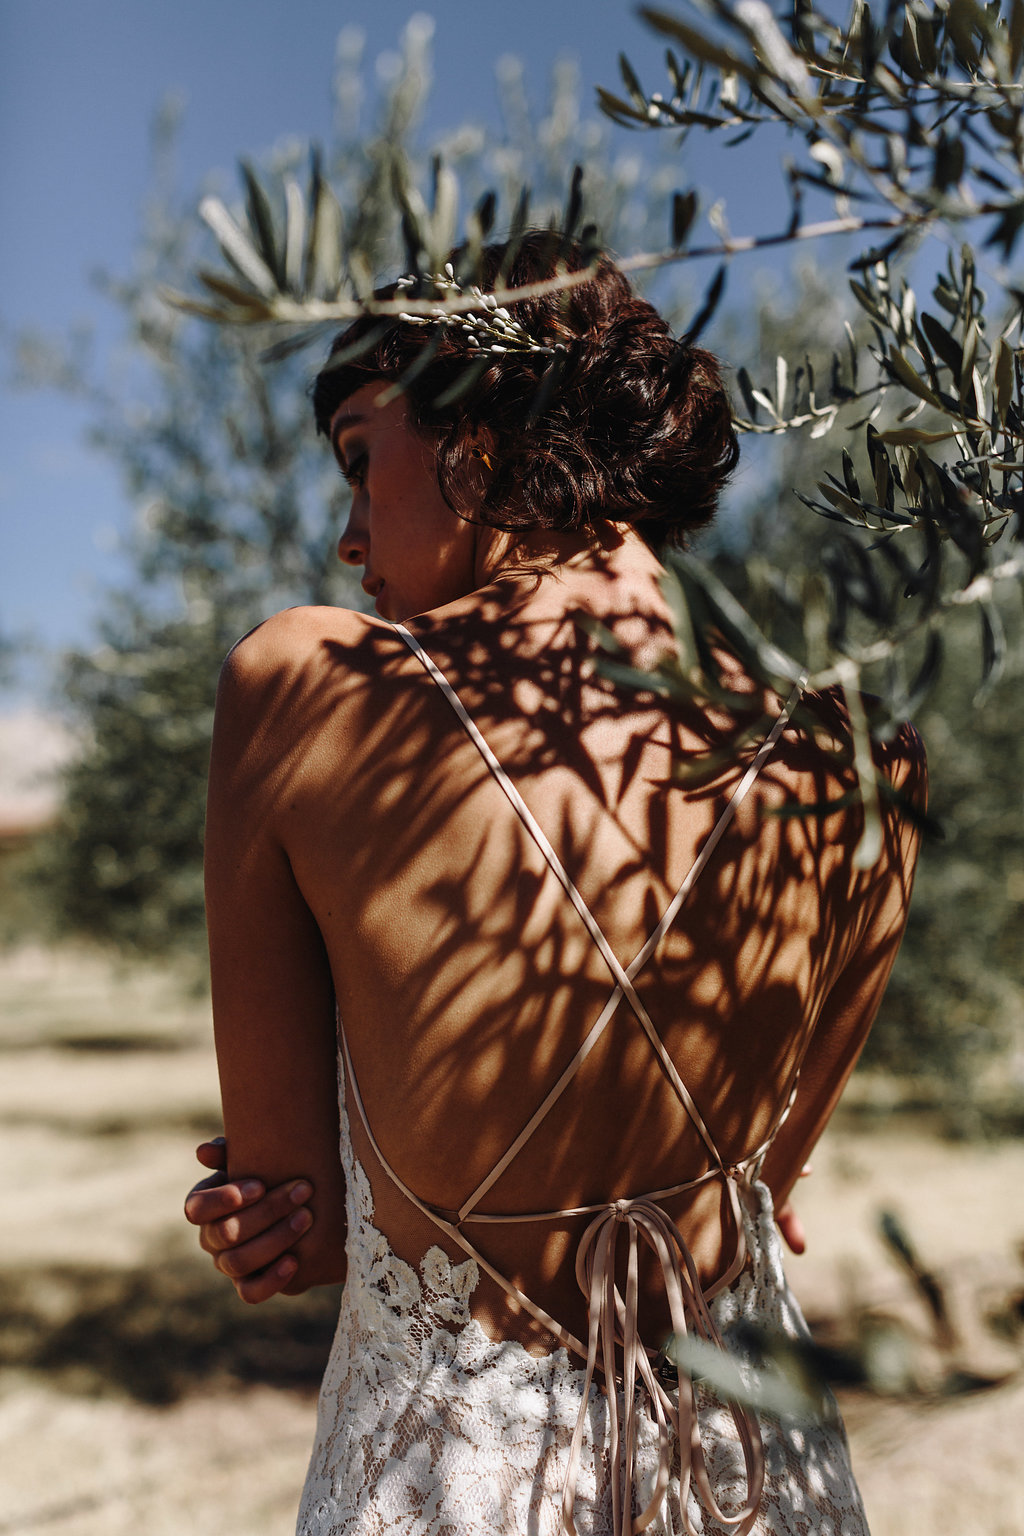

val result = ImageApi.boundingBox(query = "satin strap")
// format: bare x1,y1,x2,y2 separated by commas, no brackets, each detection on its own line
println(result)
356,622,804,1534
564,1194,765,1536
392,619,802,1219
341,1028,766,1536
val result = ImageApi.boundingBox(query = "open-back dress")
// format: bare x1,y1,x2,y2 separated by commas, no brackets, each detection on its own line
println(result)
296,624,871,1536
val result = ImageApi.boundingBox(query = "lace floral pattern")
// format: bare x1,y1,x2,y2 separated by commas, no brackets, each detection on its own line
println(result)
296,1081,870,1536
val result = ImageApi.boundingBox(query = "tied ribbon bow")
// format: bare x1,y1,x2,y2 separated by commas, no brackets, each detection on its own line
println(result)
561,1188,765,1536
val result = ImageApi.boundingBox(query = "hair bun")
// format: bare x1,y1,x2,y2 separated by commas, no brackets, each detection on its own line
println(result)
313,233,739,550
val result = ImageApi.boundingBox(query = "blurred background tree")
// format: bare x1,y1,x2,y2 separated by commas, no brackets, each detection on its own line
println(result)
14,4,1024,1121
717,269,1024,1125
20,26,679,962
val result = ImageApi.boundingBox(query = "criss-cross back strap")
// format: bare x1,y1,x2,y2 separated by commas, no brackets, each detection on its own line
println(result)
393,621,802,1224
338,1025,766,1536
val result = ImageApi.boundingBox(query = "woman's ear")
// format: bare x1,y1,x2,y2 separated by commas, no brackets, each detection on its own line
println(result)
463,427,497,511
467,425,497,476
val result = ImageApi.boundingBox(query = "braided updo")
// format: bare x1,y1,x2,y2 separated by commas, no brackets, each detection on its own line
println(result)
312,233,738,551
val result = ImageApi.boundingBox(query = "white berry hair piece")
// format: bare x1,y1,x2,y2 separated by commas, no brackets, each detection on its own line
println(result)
395,264,564,357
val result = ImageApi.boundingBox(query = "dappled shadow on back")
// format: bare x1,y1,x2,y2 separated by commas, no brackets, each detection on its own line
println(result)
253,587,921,1349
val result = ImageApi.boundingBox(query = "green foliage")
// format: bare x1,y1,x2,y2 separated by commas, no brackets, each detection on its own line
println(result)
22,8,1024,1111
612,0,1024,260
178,2,1024,876
24,23,680,959
31,605,228,959
705,264,1024,1110
603,1,1024,870
867,595,1024,1123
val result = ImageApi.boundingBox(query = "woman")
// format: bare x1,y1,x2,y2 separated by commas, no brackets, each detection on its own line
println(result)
186,234,923,1535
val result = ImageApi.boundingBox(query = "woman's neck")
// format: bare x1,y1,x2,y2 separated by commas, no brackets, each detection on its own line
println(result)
474,519,664,589
468,520,677,669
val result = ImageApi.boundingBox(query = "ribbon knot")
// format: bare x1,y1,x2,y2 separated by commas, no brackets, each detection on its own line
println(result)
560,1186,764,1536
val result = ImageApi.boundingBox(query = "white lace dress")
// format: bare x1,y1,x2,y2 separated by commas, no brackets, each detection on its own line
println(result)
295,1079,870,1536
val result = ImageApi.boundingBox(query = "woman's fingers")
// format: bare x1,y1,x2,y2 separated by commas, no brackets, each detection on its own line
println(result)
231,1254,299,1306
200,1179,312,1253
184,1138,316,1303
195,1137,228,1172
213,1204,313,1284
184,1173,266,1227
775,1200,807,1255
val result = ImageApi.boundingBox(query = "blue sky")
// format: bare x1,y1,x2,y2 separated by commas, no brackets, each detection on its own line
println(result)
1,0,792,708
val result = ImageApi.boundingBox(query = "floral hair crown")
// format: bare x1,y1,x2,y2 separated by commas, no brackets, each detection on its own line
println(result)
395,264,563,357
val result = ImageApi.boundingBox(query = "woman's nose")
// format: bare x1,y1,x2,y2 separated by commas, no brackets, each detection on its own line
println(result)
337,514,368,567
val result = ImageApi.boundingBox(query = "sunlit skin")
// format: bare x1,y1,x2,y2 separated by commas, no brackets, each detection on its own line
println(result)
329,382,610,621
185,381,922,1343
331,385,482,622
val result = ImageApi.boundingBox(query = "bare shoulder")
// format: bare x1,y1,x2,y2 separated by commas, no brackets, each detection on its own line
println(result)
876,716,928,804
210,605,403,787
795,685,928,806
219,605,376,696
216,604,417,734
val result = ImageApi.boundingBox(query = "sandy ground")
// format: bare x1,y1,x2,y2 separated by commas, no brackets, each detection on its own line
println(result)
1,943,1022,1536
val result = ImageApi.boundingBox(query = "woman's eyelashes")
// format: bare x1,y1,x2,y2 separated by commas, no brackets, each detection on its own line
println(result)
340,451,368,490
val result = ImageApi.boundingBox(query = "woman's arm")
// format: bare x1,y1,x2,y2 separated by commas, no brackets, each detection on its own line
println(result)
761,722,926,1206
201,626,347,1294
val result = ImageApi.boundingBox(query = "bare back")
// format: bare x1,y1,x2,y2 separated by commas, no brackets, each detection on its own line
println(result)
205,550,923,1351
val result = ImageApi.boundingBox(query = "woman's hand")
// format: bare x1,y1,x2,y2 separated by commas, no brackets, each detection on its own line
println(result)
775,1163,812,1255
184,1137,316,1304
774,1200,807,1255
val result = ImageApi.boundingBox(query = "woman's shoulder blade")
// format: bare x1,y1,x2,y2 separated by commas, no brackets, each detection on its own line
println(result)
219,605,393,694
213,608,410,763
804,685,928,799
879,717,928,799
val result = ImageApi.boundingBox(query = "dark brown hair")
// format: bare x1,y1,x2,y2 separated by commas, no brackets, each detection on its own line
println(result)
312,233,738,550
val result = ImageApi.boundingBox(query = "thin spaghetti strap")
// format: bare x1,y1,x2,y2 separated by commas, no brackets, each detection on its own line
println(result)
338,1019,590,1362
344,623,785,1536
339,1015,765,1536
393,622,723,1171
488,680,802,1208
392,620,802,1217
